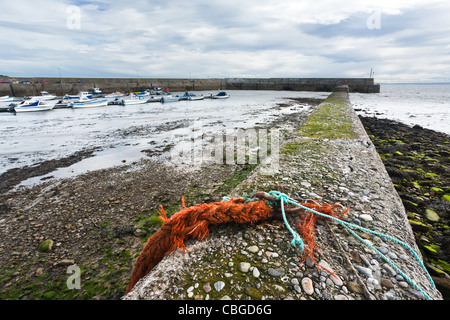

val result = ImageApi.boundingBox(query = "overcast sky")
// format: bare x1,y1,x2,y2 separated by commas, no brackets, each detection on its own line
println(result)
1,0,449,83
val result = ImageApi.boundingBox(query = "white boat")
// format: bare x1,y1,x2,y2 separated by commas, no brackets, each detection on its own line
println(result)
14,100,54,113
160,95,179,103
147,96,162,103
104,91,124,98
63,91,93,100
71,97,108,108
0,95,14,102
121,95,148,105
189,95,204,101
212,91,230,99
29,91,57,100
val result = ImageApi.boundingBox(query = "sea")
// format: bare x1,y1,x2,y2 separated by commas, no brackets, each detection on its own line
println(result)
351,84,450,135
0,85,448,187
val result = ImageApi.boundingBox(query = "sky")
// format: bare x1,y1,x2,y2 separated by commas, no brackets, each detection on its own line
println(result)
0,0,449,83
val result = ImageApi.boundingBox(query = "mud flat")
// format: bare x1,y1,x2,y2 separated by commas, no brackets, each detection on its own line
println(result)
0,96,318,300
124,86,443,300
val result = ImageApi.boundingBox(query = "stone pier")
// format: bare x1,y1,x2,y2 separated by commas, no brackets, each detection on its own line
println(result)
123,86,441,301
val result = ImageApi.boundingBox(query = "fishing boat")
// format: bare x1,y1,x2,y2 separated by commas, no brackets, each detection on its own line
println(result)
53,99,71,109
63,91,93,100
13,100,55,112
0,95,14,102
178,92,196,101
212,91,230,99
104,91,124,98
160,95,179,103
188,95,204,101
120,95,148,105
135,90,151,96
71,97,108,108
28,91,57,100
147,96,162,103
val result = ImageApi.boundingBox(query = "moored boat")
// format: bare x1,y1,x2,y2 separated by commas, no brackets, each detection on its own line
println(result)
104,91,124,98
188,95,205,101
28,91,57,100
120,95,148,105
212,91,230,99
71,97,108,108
13,100,55,112
147,96,162,103
63,91,93,100
0,95,14,102
160,95,179,103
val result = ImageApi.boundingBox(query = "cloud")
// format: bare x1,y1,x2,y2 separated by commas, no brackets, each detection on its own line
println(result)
0,0,449,82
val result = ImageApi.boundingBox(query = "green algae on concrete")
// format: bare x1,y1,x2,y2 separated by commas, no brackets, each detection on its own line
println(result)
296,90,358,140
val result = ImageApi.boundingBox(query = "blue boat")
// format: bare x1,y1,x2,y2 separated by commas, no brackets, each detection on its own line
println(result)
213,91,230,99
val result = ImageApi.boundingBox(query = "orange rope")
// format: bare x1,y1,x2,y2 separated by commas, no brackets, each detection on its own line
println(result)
126,198,271,293
126,196,348,293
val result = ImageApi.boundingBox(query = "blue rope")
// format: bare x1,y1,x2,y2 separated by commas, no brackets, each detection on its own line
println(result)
268,191,435,300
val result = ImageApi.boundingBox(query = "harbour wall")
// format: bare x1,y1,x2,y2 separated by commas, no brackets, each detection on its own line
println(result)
0,77,379,97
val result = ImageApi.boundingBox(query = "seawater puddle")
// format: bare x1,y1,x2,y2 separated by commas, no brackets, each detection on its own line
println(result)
3,90,328,187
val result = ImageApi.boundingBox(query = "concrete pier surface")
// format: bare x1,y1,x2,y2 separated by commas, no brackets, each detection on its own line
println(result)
0,77,379,97
123,86,441,300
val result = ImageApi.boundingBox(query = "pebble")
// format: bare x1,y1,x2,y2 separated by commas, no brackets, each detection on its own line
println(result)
355,265,373,277
378,246,389,255
301,277,314,295
252,267,260,278
347,281,364,294
239,262,251,273
331,274,343,286
359,214,373,222
247,245,259,253
382,263,397,277
214,281,225,292
268,267,285,277
380,278,394,289
203,283,211,293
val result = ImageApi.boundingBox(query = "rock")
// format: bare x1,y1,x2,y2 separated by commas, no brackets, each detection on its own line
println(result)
409,220,431,232
35,268,44,277
268,267,285,277
347,281,364,294
203,283,211,293
305,256,315,268
252,267,260,278
380,278,394,289
330,274,343,286
273,284,285,292
247,245,259,253
214,281,225,292
38,239,54,253
301,277,314,295
355,265,372,277
239,262,251,273
382,263,396,277
359,214,373,222
58,259,75,266
424,209,439,222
